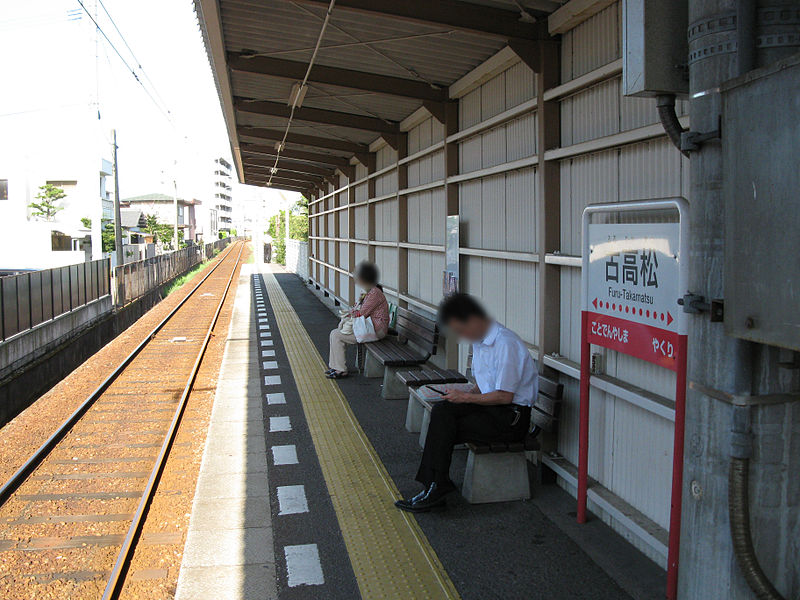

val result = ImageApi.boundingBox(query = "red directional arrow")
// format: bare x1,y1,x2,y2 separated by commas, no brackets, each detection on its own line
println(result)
592,298,598,309
667,312,674,326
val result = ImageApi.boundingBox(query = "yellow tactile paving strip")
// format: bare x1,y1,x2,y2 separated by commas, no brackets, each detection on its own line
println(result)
263,272,459,600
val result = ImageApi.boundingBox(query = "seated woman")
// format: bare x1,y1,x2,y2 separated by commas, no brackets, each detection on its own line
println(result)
326,261,389,379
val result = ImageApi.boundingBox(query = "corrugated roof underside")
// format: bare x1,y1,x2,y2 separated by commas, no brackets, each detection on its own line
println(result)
215,0,530,191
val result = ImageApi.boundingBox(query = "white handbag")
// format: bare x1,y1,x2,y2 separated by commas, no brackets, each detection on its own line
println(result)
339,315,354,336
352,315,379,343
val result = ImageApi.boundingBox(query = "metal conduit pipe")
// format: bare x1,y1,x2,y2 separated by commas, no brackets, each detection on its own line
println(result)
737,0,757,76
657,94,689,157
728,405,786,600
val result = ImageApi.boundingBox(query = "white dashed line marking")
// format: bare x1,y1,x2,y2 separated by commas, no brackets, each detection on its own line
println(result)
262,350,276,357
260,332,272,338
260,340,274,347
269,416,291,432
272,445,299,465
264,375,281,386
285,544,324,587
277,485,309,515
262,360,279,370
259,324,270,330
266,392,286,405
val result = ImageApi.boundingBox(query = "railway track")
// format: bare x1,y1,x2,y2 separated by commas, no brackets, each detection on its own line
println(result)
0,240,245,599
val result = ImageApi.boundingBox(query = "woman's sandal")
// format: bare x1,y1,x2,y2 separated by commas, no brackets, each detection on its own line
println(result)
326,370,348,379
324,368,335,375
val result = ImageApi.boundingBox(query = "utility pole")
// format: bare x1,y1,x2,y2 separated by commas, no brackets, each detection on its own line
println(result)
172,174,179,251
112,129,123,269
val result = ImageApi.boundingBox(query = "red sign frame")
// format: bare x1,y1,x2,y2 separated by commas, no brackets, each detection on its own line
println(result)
578,199,689,600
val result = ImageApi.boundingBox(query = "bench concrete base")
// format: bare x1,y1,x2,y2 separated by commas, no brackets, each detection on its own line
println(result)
363,351,384,378
382,365,413,400
462,451,531,504
405,390,425,432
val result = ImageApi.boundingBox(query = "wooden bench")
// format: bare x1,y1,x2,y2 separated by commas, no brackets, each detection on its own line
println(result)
363,307,440,399
412,374,564,503
463,375,563,503
396,365,468,388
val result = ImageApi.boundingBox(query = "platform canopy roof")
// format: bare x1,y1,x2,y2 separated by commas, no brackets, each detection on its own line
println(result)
194,0,564,195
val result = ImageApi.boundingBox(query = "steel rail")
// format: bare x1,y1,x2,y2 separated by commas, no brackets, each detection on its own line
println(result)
102,240,245,599
0,241,240,506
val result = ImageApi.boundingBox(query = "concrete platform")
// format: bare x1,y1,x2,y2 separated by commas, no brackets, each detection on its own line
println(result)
175,265,277,600
175,264,666,600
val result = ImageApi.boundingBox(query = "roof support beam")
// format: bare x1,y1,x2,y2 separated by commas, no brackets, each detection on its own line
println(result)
238,126,368,154
507,38,542,72
228,52,447,102
379,133,401,152
234,97,399,134
244,180,311,194
244,176,313,192
242,155,333,177
290,0,545,39
243,167,324,186
240,143,350,169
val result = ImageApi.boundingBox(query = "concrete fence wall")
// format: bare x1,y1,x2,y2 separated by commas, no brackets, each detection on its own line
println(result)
285,239,308,280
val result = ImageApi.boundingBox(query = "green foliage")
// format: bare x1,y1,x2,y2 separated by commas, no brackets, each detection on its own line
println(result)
163,259,211,296
291,195,309,241
29,184,66,221
81,217,92,229
101,221,116,253
144,214,160,238
268,210,286,265
156,223,174,246
142,214,183,249
266,195,309,265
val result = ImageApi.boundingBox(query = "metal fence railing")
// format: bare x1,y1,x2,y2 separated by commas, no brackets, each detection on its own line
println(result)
0,239,242,341
1,259,111,342
115,238,238,307
203,237,234,259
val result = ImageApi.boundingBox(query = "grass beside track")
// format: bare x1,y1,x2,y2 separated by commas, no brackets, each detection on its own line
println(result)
163,259,213,297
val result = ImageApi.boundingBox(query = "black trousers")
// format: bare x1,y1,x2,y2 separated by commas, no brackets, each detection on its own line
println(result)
415,402,531,488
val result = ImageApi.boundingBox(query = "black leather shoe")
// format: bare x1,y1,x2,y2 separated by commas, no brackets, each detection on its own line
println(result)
394,482,453,513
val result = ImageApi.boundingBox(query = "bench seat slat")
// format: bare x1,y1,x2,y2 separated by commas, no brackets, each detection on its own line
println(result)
396,367,468,386
365,338,426,366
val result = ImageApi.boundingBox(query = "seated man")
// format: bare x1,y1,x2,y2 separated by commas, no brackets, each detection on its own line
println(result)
395,293,538,513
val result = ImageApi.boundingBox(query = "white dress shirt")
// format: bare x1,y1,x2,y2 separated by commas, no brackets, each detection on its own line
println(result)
472,321,538,407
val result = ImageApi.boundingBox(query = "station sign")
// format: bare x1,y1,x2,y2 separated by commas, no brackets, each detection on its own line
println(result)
586,222,680,370
578,198,689,600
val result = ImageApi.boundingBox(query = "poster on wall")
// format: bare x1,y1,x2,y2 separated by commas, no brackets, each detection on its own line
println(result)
443,215,459,296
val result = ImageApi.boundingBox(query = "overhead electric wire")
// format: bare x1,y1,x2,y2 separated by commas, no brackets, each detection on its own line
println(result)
74,0,173,125
96,0,172,117
264,0,337,188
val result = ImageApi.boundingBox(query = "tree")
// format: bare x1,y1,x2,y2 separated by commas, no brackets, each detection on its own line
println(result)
290,195,309,241
29,184,66,221
101,220,116,253
81,217,92,229
144,214,160,240
268,210,286,265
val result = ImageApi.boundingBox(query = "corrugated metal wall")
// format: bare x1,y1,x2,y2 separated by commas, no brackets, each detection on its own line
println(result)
307,0,687,567
553,2,689,564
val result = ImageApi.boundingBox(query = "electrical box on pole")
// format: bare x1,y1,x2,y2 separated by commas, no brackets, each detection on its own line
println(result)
622,0,689,97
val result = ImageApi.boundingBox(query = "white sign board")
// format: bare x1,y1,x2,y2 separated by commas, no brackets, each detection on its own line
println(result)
586,222,681,368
